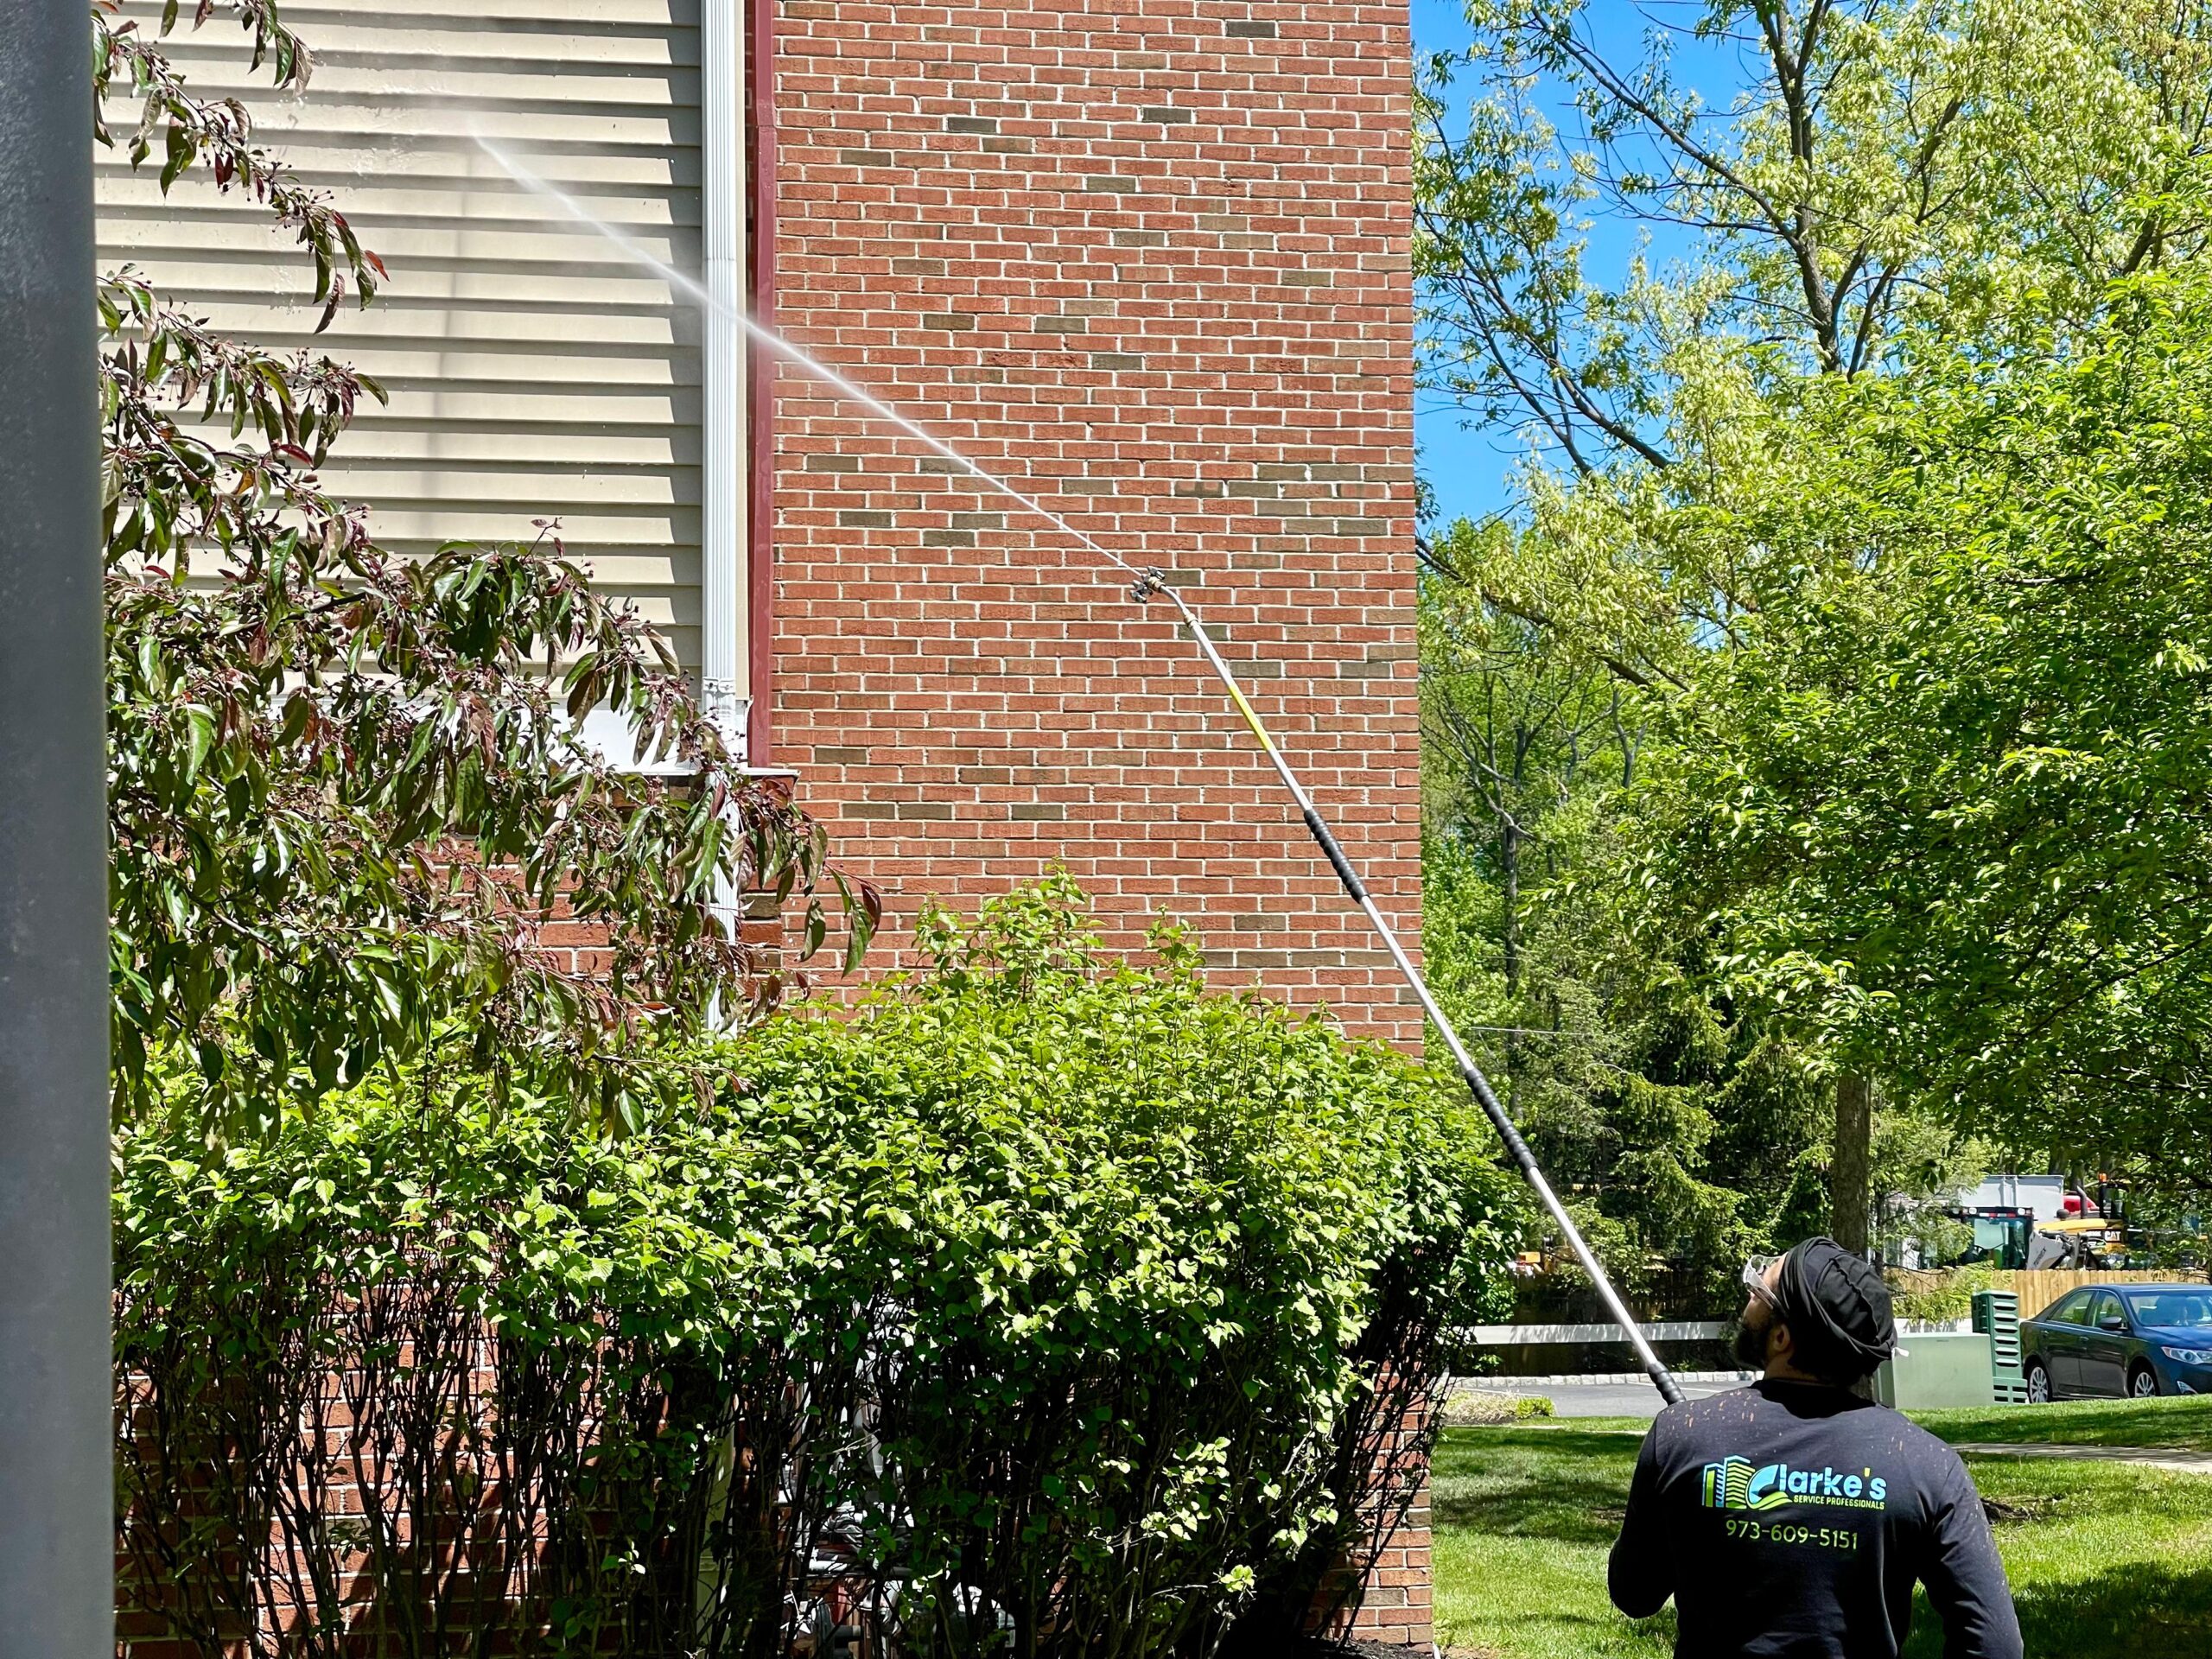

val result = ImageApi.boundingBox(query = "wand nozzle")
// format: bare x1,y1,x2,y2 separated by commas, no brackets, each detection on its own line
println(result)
1128,575,1685,1409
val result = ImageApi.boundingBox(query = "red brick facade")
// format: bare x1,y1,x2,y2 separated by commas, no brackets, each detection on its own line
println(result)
1350,1484,1435,1649
1332,1479,1436,1649
763,0,1422,1047
1308,1383,1437,1651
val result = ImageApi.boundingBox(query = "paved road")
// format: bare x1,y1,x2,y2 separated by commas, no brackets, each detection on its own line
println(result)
1461,1376,1751,1419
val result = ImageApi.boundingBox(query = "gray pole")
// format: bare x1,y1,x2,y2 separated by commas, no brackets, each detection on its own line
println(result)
0,5,112,1656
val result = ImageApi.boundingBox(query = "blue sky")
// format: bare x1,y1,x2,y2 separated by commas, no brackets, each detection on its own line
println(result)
1410,0,1512,529
1411,0,1740,527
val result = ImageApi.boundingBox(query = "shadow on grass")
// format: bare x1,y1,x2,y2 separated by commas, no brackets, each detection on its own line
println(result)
1431,1428,1642,1549
1433,1427,1647,1467
1900,1563,2212,1659
1897,1452,2212,1659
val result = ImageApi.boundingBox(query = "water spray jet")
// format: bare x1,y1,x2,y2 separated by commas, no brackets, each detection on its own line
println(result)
475,135,1686,1408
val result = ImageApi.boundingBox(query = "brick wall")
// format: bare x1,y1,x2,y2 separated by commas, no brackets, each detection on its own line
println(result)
766,0,1421,1045
1336,1480,1435,1649
1304,1379,1436,1652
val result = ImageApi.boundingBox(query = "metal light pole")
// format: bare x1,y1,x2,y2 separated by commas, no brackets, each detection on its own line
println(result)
0,5,112,1656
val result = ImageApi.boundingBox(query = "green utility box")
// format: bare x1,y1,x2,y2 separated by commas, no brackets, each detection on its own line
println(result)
1973,1290,2027,1403
1874,1333,1995,1409
1873,1293,2027,1409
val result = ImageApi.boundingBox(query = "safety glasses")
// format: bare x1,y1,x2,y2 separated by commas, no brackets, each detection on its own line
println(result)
1741,1254,1782,1311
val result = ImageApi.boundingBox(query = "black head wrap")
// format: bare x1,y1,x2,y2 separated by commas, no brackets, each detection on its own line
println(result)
1776,1236,1896,1382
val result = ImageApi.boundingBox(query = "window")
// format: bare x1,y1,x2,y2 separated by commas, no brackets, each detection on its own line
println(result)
2126,1289,2212,1328
2050,1290,2094,1325
2091,1291,2127,1332
96,2,751,760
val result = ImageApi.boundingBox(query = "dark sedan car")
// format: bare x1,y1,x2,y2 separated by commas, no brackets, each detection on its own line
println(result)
2021,1283,2212,1402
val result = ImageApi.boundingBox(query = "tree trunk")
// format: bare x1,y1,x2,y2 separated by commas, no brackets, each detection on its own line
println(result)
1831,1073,1872,1255
1499,820,1521,1107
1499,820,1521,998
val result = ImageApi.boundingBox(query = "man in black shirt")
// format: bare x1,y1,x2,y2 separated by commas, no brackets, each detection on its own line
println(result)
1609,1236,2023,1658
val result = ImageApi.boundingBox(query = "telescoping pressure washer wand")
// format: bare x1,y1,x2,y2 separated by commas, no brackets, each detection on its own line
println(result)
470,133,1686,1408
1122,571,1687,1410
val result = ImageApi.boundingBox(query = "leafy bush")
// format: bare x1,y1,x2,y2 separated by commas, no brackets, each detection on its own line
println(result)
116,886,1516,1657
1888,1264,1996,1325
94,7,877,1138
116,1076,810,1658
1436,1391,1553,1427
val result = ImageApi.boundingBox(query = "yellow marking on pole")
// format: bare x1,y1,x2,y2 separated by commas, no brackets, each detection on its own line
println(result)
1224,681,1279,754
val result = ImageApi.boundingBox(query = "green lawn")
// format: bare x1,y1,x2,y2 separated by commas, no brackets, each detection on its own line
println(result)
1431,1423,1673,1658
1432,1406,2212,1659
1910,1394,2212,1452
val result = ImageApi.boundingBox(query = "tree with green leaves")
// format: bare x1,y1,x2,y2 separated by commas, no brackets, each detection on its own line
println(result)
1416,0,2212,1254
1419,520,1824,1297
1418,0,2212,484
95,2,876,1134
1624,268,2212,1183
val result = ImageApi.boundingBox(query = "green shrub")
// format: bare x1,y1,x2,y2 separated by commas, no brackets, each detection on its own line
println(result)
115,882,1516,1658
1436,1391,1554,1427
116,1075,804,1657
1437,1391,1516,1427
1889,1264,1995,1325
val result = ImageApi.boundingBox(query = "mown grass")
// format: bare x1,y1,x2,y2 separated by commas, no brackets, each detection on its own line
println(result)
1430,1424,1673,1659
1910,1394,2212,1452
1912,1452,2212,1659
1432,1407,2212,1659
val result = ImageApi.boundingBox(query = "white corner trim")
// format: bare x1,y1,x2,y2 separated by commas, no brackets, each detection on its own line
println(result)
700,0,747,764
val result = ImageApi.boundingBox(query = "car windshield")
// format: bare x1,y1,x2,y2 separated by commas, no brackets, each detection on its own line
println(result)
2124,1289,2212,1328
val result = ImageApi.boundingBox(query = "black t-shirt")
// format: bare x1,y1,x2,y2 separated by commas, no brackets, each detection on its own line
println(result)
1608,1379,2023,1658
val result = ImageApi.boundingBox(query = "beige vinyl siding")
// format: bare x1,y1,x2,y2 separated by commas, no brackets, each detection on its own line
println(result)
94,1,718,684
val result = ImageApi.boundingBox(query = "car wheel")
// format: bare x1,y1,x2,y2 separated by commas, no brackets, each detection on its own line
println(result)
2129,1363,2159,1399
2025,1359,2051,1403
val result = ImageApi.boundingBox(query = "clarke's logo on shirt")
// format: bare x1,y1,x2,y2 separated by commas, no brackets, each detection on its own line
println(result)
1700,1455,1890,1512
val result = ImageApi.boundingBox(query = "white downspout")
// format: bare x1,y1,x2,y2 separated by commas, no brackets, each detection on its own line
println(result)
700,1,747,968
700,0,747,759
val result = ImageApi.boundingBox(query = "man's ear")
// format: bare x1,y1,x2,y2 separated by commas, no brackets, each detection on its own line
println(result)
1769,1319,1793,1365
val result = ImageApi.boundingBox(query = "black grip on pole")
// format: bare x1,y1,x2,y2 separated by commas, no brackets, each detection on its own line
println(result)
1292,804,1681,1415
1452,1056,1535,1172
1302,807,1368,903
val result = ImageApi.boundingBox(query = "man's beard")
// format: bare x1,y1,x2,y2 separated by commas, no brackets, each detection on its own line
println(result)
1732,1319,1770,1370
